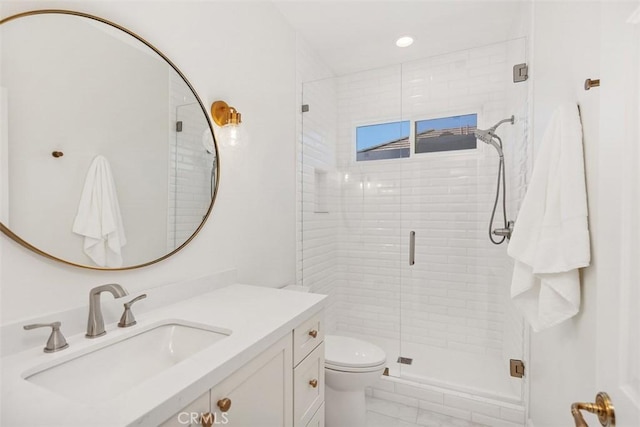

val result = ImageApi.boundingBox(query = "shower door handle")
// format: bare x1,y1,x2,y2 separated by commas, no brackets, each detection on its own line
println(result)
409,231,415,266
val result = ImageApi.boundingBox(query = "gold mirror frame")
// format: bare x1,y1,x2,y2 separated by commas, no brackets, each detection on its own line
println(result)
0,9,220,270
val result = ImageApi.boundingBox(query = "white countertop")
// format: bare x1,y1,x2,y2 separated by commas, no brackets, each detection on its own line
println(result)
0,284,326,427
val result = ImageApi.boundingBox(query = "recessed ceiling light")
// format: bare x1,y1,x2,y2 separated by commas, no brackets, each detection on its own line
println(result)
396,36,414,48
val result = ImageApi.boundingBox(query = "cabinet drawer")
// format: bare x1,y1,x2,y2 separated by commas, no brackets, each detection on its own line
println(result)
294,342,324,427
160,390,210,427
293,311,324,366
305,403,325,427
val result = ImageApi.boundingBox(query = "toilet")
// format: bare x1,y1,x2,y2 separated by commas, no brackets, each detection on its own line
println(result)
324,335,387,427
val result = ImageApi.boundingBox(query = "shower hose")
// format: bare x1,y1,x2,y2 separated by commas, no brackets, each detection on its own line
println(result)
489,135,508,245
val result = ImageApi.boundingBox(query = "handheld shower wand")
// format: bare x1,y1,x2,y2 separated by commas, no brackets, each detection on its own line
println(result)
473,115,514,157
475,129,504,158
474,116,515,245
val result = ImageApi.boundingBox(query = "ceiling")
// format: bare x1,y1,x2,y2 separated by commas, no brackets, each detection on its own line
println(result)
274,1,526,76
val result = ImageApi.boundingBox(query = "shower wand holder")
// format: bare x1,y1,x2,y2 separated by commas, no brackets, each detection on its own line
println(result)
493,221,514,240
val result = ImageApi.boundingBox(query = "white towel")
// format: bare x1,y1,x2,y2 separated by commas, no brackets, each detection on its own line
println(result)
72,155,127,267
507,104,590,331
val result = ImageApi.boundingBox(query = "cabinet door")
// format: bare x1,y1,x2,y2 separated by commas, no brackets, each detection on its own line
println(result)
210,334,293,427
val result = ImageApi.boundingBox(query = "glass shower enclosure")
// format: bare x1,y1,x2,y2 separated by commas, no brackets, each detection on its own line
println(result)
299,38,530,404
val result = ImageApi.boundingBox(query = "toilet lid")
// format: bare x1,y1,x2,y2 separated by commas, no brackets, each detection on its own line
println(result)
324,335,386,369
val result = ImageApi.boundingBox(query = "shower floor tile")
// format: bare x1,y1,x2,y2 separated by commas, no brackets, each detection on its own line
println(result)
366,396,487,427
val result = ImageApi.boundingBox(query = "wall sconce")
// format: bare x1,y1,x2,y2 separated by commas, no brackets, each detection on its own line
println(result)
211,100,245,147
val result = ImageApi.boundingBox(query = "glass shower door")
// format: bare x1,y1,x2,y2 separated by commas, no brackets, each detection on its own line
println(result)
398,40,528,402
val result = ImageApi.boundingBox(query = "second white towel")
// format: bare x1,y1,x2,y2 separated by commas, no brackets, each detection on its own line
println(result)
72,155,127,268
508,103,590,331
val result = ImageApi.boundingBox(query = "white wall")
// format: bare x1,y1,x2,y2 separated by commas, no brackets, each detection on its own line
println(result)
0,1,297,324
528,2,601,426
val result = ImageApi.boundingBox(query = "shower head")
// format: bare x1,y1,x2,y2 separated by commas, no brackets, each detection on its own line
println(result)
474,115,514,158
474,128,496,145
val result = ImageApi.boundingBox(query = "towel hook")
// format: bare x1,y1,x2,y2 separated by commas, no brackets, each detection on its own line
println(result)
51,151,64,158
584,78,600,91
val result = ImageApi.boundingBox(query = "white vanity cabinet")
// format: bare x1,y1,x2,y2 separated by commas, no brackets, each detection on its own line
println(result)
0,285,327,427
161,310,324,427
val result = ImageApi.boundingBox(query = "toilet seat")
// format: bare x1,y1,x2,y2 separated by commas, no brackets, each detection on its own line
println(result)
324,335,386,372
325,363,385,373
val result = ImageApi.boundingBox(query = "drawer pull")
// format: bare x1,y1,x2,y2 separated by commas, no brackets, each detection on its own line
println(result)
308,330,318,338
309,379,318,388
200,412,214,427
217,397,232,412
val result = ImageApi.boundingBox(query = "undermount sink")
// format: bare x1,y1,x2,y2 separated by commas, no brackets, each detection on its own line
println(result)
24,322,230,403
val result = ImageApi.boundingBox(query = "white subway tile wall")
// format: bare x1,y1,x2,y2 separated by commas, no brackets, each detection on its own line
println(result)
333,40,528,360
295,37,339,331
167,73,215,251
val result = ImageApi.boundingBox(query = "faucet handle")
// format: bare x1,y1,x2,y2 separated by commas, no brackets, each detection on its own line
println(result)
24,321,69,353
118,294,147,328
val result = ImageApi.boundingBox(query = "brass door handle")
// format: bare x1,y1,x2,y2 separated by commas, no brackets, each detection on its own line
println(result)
308,330,318,338
309,379,318,388
217,397,232,412
200,412,214,427
571,392,615,427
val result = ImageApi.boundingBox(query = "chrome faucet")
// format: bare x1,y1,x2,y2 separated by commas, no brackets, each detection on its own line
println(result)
86,284,129,338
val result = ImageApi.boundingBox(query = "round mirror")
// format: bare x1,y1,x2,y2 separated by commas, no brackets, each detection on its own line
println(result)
0,10,219,270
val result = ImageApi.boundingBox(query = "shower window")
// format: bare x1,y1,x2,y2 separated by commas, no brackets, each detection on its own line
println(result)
414,113,477,154
356,120,410,161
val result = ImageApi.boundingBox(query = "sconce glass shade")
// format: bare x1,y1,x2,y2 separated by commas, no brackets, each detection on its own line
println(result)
216,124,247,148
211,100,245,147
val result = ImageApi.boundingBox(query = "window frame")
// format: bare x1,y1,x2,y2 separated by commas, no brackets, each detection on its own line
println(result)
351,109,490,164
